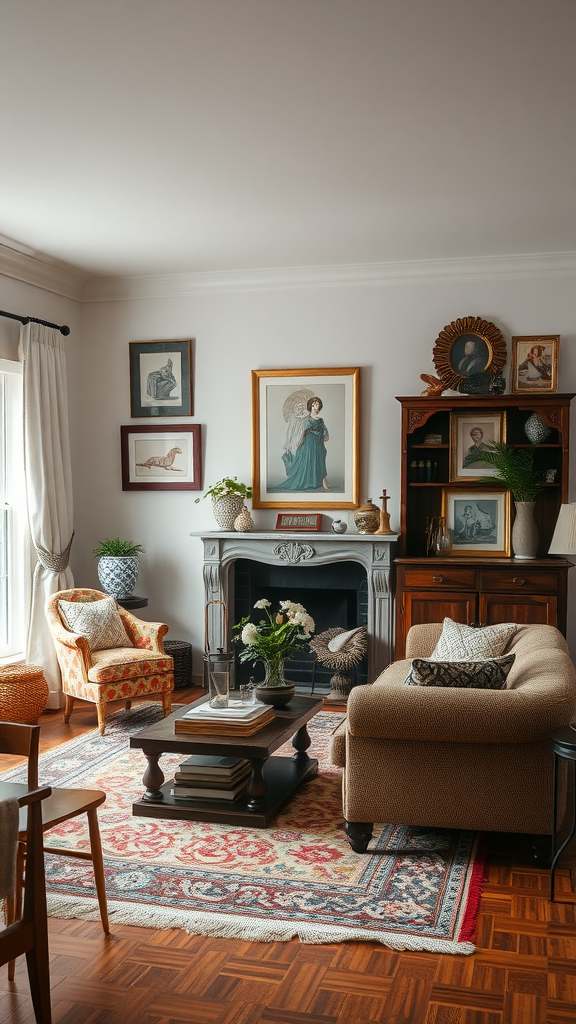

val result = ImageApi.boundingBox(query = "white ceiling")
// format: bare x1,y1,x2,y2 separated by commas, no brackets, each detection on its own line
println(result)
1,0,575,277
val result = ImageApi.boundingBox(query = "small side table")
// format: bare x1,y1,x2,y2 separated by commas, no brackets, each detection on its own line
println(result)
117,596,148,611
550,724,576,901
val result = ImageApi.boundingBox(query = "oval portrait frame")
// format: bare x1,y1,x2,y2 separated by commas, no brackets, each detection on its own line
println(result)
432,316,507,391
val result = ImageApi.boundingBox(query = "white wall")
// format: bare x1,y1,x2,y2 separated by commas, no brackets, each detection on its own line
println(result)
72,268,576,670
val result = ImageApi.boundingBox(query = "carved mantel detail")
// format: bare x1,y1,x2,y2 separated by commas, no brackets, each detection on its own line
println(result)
273,542,315,563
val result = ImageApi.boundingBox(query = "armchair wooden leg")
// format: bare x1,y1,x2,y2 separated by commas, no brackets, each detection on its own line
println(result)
96,703,107,736
344,820,374,854
87,808,110,935
125,700,132,711
63,694,75,724
162,691,172,718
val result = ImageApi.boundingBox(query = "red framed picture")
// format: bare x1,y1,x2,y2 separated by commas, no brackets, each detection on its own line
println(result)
121,424,202,490
275,513,323,531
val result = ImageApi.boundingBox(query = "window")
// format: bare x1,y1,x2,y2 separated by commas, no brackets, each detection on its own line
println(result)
0,359,26,660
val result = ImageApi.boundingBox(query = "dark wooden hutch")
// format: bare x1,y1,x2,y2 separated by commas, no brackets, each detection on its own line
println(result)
394,393,574,658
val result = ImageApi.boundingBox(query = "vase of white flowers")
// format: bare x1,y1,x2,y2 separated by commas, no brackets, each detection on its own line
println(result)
233,599,315,708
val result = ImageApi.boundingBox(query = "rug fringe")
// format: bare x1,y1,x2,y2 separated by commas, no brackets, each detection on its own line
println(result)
46,893,476,955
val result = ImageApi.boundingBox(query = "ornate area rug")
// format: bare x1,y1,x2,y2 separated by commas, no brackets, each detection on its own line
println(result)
1,703,484,953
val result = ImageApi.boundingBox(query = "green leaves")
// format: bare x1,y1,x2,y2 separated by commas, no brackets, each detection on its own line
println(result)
466,441,543,502
195,476,253,503
93,538,146,557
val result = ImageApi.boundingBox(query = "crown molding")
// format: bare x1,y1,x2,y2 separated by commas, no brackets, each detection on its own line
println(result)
82,251,576,302
0,235,90,302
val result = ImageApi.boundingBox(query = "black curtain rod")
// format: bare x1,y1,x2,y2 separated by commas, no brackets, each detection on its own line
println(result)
0,309,70,336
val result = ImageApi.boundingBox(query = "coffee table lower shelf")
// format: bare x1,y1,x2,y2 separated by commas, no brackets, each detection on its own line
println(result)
132,754,319,828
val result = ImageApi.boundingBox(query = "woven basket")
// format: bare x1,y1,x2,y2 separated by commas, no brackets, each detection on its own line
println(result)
0,664,49,724
163,640,192,690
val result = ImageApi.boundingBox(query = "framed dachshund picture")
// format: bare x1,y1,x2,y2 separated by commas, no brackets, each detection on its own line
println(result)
121,424,202,490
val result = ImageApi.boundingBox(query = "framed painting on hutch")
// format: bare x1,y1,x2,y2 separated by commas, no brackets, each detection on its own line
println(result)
129,339,193,417
121,424,202,490
442,488,511,557
251,367,360,510
510,335,559,394
450,411,506,482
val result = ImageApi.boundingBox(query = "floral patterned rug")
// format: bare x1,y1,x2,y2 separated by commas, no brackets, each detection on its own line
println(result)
1,703,485,953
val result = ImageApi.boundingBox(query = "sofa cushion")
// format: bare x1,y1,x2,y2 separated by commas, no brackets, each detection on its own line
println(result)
58,596,133,652
404,653,516,689
431,618,516,661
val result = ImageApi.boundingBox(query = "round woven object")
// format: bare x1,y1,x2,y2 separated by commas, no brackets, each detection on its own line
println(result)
0,664,49,724
163,640,192,690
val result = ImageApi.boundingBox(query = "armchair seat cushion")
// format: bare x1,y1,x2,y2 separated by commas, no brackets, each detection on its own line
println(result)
87,648,173,684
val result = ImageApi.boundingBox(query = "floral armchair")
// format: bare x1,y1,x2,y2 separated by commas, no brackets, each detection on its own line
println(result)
46,588,174,734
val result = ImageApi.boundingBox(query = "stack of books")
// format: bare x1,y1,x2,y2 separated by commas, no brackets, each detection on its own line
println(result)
171,754,252,802
174,700,275,736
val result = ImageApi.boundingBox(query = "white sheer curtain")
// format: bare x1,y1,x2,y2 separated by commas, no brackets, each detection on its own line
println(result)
19,323,74,707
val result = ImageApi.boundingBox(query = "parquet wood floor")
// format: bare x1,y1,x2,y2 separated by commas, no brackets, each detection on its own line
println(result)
1,691,575,1024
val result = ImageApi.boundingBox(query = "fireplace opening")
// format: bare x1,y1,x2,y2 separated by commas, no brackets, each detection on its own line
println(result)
232,558,368,693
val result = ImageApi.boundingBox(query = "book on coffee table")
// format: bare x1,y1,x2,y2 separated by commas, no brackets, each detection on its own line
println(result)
174,707,275,736
174,754,250,781
179,701,269,722
171,776,250,801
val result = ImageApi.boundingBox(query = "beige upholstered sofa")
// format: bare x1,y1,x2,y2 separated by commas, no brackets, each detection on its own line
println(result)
330,623,576,852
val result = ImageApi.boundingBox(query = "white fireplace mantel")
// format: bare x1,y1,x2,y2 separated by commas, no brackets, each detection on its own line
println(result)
191,531,399,681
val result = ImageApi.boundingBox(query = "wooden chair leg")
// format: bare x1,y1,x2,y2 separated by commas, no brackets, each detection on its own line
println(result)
8,841,26,981
96,703,106,736
87,807,110,935
125,700,132,711
24,798,52,1024
162,691,172,717
63,694,75,724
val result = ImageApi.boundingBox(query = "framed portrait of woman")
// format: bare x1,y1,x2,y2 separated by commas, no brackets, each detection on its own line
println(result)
251,368,360,509
450,411,506,482
510,335,559,394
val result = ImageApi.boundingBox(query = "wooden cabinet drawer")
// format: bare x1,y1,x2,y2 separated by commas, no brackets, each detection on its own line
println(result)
479,569,559,594
402,567,476,590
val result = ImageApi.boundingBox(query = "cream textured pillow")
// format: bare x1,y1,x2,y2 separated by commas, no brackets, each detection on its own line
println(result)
404,653,516,689
431,618,516,661
58,596,133,651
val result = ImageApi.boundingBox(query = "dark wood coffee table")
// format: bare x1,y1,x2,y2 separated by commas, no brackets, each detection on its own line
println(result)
130,694,324,828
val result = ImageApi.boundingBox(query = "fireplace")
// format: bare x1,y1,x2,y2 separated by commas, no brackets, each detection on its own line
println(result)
192,530,397,691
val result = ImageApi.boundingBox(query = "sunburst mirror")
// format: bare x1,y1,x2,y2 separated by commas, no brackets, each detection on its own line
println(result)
432,316,507,392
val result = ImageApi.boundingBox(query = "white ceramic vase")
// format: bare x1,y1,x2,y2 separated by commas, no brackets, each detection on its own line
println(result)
511,501,539,559
97,555,139,598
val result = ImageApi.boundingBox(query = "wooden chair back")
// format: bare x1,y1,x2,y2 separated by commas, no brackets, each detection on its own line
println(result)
0,722,39,788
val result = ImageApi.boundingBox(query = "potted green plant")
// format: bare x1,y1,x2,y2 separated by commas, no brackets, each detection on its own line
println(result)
465,441,543,558
233,599,315,707
195,477,253,530
93,537,146,599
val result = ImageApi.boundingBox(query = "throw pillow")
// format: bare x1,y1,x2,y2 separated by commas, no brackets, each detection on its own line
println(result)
58,596,133,651
431,618,516,661
404,653,516,689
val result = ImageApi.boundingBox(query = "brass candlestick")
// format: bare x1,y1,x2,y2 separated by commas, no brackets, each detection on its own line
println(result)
375,489,394,535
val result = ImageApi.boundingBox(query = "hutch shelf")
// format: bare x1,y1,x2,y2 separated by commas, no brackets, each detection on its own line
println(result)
394,393,574,658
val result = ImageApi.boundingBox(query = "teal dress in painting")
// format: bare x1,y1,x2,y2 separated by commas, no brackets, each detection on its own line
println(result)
275,416,329,491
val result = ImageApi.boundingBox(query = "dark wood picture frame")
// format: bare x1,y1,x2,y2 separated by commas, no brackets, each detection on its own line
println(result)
121,424,202,491
275,513,323,531
129,339,193,417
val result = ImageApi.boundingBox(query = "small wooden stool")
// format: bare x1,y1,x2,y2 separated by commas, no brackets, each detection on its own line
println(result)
0,664,49,724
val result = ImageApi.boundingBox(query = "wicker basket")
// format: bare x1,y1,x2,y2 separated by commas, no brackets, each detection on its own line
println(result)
163,640,192,690
0,664,49,724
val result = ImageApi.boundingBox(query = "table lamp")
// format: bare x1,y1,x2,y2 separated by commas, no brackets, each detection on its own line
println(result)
548,503,576,555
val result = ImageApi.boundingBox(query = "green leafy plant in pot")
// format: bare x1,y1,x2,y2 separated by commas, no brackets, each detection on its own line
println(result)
93,537,146,599
195,477,253,530
465,441,543,559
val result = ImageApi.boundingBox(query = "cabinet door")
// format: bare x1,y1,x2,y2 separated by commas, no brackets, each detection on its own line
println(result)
479,593,557,628
397,591,478,657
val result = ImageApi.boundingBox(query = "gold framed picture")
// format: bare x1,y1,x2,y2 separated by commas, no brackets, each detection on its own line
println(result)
510,335,559,394
450,411,506,482
442,488,511,558
251,367,360,509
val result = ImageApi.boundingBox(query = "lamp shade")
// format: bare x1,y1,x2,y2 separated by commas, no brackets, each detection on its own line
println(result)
548,503,576,555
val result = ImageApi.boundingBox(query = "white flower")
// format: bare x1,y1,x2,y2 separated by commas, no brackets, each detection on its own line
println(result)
254,599,271,609
280,600,306,617
292,611,315,637
241,623,260,645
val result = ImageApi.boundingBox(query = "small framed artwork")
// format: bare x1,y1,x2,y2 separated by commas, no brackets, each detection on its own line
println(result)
450,412,506,482
275,513,323,531
129,339,193,417
510,335,559,394
442,489,511,557
252,367,360,509
121,424,202,490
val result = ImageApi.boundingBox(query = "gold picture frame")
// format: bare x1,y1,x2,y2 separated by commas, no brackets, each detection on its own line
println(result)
251,367,360,509
450,411,506,483
442,488,511,558
432,316,507,392
510,335,559,394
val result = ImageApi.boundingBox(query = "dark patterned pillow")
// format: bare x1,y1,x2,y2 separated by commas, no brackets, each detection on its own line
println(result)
404,653,515,689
